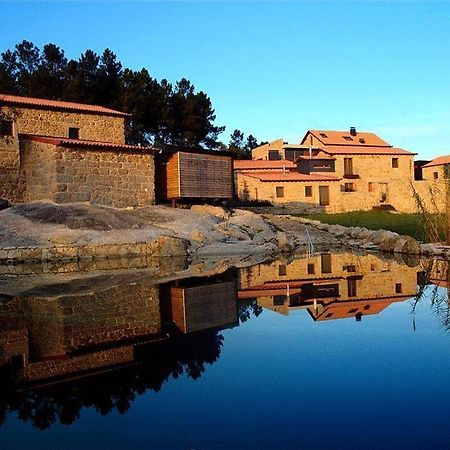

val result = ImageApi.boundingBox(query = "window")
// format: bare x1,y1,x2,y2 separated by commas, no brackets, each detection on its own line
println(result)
273,295,285,306
343,264,356,272
368,182,374,192
344,158,354,175
359,138,366,144
276,186,284,198
0,120,13,136
395,283,402,294
268,150,281,160
343,136,353,141
320,133,328,138
278,265,287,276
305,186,312,197
344,182,356,192
434,172,439,179
392,158,399,168
307,263,315,274
68,127,80,139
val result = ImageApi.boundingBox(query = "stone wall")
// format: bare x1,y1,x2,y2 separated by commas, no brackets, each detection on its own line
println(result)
0,134,24,203
235,172,341,212
2,105,125,144
240,251,419,315
0,283,161,382
19,140,155,207
21,140,58,202
235,153,433,213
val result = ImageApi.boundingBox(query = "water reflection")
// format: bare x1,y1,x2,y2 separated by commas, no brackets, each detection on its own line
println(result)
0,251,448,431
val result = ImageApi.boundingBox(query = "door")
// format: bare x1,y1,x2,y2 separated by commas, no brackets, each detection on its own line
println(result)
379,183,388,203
319,186,330,206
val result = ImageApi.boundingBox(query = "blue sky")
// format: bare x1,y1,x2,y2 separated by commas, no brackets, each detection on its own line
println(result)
1,1,449,159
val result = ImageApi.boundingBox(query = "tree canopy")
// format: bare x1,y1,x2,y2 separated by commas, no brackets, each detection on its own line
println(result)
0,40,232,148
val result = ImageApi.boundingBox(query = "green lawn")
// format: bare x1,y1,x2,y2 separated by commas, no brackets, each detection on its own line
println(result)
297,211,445,242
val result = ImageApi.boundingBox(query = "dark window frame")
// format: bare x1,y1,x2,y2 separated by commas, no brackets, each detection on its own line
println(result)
0,120,14,137
68,127,80,139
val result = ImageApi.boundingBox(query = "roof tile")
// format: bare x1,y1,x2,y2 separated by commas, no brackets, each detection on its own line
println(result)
0,93,130,117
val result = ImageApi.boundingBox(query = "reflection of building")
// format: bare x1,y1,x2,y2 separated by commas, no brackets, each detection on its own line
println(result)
0,271,240,387
0,283,162,384
160,272,239,334
238,252,419,321
430,259,450,290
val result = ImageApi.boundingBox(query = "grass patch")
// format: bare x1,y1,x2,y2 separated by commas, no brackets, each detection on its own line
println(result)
297,211,445,242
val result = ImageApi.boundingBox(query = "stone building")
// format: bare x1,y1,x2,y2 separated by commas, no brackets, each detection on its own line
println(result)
0,93,155,207
234,159,341,211
238,251,420,321
241,128,446,213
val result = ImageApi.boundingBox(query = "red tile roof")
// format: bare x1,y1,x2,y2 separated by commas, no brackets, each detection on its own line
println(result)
422,155,450,168
0,93,131,117
20,134,155,153
309,295,411,321
233,159,297,170
242,171,341,182
320,145,415,156
303,130,391,147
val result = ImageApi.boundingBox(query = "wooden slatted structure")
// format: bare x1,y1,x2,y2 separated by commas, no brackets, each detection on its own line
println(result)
155,146,233,202
169,280,239,334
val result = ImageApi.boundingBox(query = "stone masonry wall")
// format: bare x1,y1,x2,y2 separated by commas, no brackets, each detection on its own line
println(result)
54,146,155,207
0,128,24,203
236,153,425,213
0,283,161,382
20,140,58,202
235,172,341,212
19,140,155,207
3,105,125,144
25,283,161,358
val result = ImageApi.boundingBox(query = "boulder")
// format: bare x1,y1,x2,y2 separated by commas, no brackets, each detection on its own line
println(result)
328,224,349,237
393,235,421,255
370,230,399,245
190,205,230,220
378,237,398,253
276,231,295,253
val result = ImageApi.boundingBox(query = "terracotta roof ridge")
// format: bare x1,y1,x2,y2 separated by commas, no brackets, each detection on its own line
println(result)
19,133,155,151
0,93,131,117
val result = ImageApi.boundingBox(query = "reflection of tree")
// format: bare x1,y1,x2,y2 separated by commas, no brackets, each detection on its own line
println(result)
239,298,263,323
412,260,450,332
0,329,224,430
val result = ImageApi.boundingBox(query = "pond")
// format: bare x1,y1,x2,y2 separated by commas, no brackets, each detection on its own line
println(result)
0,251,449,449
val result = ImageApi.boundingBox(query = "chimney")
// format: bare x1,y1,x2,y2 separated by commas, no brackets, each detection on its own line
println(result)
350,127,357,136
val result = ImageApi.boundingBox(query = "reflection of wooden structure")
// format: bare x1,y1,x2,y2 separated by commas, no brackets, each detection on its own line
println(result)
167,279,239,334
155,146,233,202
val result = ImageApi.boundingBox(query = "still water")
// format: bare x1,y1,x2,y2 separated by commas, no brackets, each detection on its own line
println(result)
0,251,449,449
